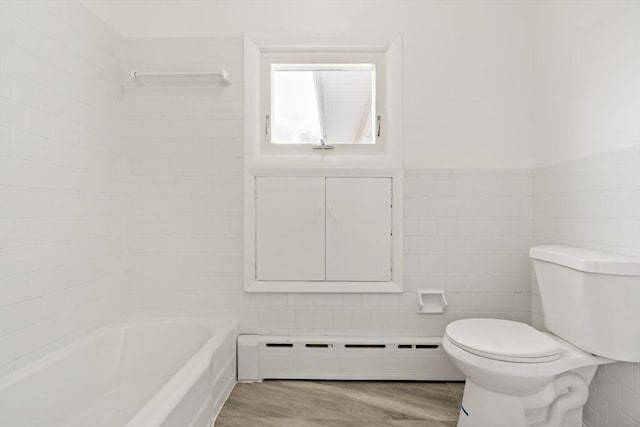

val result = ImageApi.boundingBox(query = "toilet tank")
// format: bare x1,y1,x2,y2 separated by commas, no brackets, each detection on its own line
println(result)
531,245,640,362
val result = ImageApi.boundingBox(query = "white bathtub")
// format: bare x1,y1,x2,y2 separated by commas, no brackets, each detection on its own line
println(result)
0,318,237,427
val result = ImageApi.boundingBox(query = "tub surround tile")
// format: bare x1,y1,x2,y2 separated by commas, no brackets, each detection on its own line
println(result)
0,0,125,375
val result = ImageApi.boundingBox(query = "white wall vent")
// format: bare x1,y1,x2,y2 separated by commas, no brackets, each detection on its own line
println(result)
237,335,464,382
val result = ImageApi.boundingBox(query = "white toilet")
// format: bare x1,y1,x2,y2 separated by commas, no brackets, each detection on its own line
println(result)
443,245,640,427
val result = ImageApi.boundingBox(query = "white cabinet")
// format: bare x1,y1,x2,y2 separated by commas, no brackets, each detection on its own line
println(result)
256,177,325,281
255,177,392,283
325,178,392,281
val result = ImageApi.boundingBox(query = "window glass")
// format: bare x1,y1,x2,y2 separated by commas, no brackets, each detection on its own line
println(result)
271,64,376,144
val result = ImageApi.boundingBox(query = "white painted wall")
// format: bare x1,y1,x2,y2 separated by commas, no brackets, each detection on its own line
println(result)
0,0,125,375
83,0,534,169
531,0,640,167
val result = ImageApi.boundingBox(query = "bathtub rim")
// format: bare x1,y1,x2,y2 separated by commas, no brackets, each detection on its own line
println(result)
126,317,237,427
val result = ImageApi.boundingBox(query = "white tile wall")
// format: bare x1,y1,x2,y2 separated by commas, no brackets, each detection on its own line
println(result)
404,169,532,334
123,38,244,319
533,145,640,427
123,37,532,337
0,0,124,375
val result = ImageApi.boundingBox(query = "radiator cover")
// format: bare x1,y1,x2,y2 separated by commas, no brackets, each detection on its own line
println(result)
237,335,464,382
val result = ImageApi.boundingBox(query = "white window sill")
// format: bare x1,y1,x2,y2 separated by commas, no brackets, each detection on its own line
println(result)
245,281,402,293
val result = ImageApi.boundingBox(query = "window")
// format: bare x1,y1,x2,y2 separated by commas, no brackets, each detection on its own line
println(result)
261,52,385,150
271,64,376,145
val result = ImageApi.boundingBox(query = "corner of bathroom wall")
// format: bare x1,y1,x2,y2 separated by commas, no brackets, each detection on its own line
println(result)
0,0,126,376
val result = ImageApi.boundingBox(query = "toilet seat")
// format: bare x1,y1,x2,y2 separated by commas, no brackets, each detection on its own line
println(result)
445,318,561,363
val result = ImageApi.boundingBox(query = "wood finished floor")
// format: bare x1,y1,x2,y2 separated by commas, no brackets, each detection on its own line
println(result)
216,380,465,427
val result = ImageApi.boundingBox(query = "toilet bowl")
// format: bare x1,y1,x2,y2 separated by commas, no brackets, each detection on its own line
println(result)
443,245,640,427
443,318,612,427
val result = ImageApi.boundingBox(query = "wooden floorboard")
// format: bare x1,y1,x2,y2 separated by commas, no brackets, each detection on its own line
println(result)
216,380,465,427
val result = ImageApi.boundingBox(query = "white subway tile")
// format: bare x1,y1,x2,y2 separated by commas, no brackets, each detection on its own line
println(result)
607,404,635,427
621,386,640,422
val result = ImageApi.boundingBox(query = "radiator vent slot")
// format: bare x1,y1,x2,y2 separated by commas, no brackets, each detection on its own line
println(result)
265,343,439,349
416,344,439,349
345,344,386,349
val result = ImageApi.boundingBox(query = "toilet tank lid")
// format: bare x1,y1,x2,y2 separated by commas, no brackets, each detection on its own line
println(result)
530,245,640,276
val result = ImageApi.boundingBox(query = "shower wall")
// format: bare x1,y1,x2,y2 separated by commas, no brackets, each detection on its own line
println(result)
123,38,244,316
0,0,125,376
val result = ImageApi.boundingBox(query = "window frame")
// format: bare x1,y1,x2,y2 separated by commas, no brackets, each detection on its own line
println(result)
260,51,386,156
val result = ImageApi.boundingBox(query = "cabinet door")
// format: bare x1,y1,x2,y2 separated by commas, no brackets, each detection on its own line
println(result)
256,177,325,281
325,178,392,281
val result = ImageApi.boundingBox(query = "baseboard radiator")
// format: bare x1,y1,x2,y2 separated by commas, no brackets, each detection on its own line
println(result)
237,335,464,382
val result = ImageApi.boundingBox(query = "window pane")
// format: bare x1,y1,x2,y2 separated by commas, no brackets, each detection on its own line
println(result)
272,64,375,144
